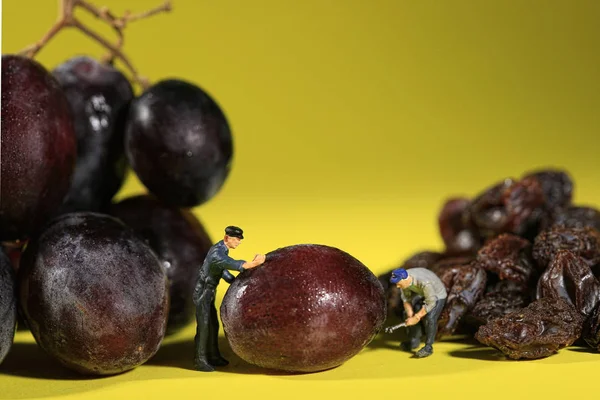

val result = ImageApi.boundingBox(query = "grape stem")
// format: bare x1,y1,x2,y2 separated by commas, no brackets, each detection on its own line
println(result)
18,0,172,89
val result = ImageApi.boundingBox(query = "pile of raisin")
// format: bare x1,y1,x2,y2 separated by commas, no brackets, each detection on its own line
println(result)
380,168,600,359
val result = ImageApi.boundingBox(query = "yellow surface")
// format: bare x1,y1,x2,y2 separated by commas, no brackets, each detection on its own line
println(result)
2,0,600,399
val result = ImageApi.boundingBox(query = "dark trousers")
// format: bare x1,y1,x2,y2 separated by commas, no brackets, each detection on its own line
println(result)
193,283,221,362
406,297,446,346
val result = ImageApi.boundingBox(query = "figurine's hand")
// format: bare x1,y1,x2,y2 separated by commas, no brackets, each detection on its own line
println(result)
253,254,266,265
405,316,421,326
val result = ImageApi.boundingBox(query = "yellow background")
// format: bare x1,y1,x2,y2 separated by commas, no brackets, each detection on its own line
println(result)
2,0,600,399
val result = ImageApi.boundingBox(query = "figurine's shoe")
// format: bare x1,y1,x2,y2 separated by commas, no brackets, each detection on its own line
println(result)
208,355,229,367
414,345,433,358
400,339,420,352
194,359,215,372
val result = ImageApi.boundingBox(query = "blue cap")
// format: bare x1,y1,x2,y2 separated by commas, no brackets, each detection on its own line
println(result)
390,268,409,284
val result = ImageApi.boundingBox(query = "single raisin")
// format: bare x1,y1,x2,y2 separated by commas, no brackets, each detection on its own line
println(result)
551,206,600,231
522,169,573,210
486,278,531,295
435,263,487,336
475,234,536,285
429,255,475,277
582,302,600,351
532,226,600,270
466,179,515,238
438,198,481,255
475,297,584,359
536,250,600,316
465,289,530,329
467,178,545,239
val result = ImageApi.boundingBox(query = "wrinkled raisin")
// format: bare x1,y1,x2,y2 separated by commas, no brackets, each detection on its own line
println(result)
402,251,444,270
438,198,481,255
467,178,545,239
533,226,600,270
466,179,514,237
475,297,584,359
536,250,600,316
583,302,600,351
551,206,600,231
475,234,536,285
522,169,573,210
465,289,530,329
429,255,474,276
486,278,531,294
435,263,487,336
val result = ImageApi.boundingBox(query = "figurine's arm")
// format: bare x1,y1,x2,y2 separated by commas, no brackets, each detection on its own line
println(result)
222,270,236,284
409,283,438,324
399,288,414,317
215,248,246,273
216,249,265,272
421,283,438,314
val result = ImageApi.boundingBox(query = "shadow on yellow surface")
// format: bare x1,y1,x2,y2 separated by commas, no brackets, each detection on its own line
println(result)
3,324,597,400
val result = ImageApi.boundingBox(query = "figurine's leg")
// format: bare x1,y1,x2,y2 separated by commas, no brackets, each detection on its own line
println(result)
400,298,423,351
415,298,446,358
207,298,229,366
194,286,216,372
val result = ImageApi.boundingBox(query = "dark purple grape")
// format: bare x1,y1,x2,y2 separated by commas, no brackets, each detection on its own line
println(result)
221,245,385,372
125,79,232,207
1,55,76,241
52,56,133,214
0,248,17,365
109,195,213,335
0,242,28,332
18,212,169,375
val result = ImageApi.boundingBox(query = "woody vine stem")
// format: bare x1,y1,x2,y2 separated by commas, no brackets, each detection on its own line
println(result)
19,0,172,89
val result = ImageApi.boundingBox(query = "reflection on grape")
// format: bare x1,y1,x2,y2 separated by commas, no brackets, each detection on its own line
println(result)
125,79,233,207
53,56,133,214
0,55,76,241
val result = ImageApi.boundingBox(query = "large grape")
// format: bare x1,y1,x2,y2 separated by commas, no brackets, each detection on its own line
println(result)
0,248,17,365
125,79,233,207
18,212,169,375
1,55,76,240
53,56,133,214
221,245,386,372
109,194,213,334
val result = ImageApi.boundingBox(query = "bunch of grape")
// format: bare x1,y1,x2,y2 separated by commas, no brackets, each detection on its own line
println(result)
1,1,229,375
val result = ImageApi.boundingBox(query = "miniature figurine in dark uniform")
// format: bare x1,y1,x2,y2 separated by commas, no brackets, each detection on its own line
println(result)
193,226,265,372
384,267,447,358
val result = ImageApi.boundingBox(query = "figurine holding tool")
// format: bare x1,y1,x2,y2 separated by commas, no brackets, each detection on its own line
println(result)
384,267,447,358
193,226,265,372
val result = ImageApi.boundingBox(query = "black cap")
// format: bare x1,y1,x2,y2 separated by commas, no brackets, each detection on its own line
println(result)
225,226,244,239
